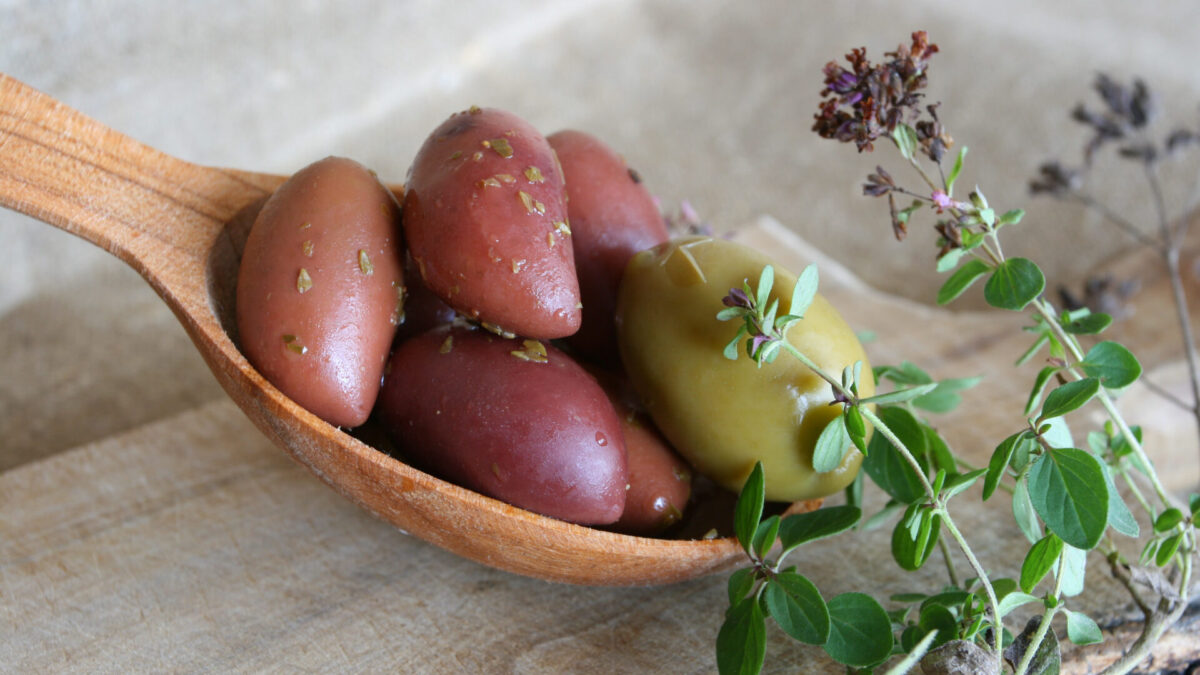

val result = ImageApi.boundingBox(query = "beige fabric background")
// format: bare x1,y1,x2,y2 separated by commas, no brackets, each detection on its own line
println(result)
3,1,1199,672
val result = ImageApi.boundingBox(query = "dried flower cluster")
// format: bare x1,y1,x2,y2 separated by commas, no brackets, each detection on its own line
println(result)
1031,74,1200,196
813,31,941,153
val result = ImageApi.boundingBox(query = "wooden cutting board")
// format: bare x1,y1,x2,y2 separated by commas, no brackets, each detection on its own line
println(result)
2,217,1196,672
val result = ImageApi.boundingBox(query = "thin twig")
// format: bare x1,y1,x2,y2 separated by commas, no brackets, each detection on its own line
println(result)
1140,376,1197,413
1068,191,1161,251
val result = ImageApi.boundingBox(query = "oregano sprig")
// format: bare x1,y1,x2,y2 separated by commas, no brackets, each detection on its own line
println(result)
712,30,1196,675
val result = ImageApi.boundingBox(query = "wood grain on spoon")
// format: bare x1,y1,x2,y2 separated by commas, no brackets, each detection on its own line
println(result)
0,72,805,585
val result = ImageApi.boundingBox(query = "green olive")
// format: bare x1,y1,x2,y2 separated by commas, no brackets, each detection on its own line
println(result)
615,236,874,502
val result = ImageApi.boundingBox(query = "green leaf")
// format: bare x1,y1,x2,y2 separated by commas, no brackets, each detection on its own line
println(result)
917,603,957,649
1058,544,1086,597
723,326,747,361
1081,341,1142,389
998,208,1026,226
946,146,967,195
925,426,959,476
892,507,941,571
1027,448,1109,550
1065,610,1103,645
937,259,991,305
1101,464,1139,538
1039,378,1101,421
763,571,830,645
716,307,745,322
727,568,756,606
891,592,928,604
984,258,1045,310
1025,367,1060,417
824,593,894,668
942,469,987,500
755,266,774,316
790,264,819,318
778,505,861,556
997,591,1040,619
876,361,934,386
1190,493,1200,519
1013,477,1044,544
716,597,766,675
913,376,982,414
893,123,919,160
752,515,780,561
734,462,765,555
813,415,852,474
979,207,996,227
1020,534,1064,593
986,433,1023,501
1062,312,1113,335
845,406,868,454
1156,532,1183,566
862,407,929,504
936,247,968,273
859,382,939,406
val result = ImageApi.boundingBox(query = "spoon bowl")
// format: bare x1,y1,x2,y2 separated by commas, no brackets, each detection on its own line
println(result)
0,73,818,585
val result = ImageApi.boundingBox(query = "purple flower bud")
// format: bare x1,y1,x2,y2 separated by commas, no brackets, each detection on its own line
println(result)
723,287,752,309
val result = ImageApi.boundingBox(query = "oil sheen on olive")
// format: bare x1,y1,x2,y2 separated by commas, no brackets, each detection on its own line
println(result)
615,236,873,502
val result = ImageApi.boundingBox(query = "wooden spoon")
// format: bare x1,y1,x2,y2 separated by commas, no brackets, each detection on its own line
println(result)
0,73,820,585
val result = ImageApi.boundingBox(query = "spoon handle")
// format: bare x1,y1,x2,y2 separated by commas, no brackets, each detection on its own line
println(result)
0,73,276,278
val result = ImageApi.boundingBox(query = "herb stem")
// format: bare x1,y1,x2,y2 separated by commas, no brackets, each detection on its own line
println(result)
1098,553,1193,675
1014,551,1065,675
1117,465,1155,521
1029,297,1177,511
938,535,960,588
940,514,1005,670
1144,160,1200,461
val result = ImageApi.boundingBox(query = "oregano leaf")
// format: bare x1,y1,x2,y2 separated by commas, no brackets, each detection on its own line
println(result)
734,462,765,555
1039,378,1101,421
1101,464,1139,538
778,505,861,556
937,258,990,305
1020,534,1063,593
1081,341,1142,389
1065,610,1103,645
946,145,967,195
1013,477,1043,544
1027,448,1109,550
716,596,766,675
824,593,894,668
984,258,1045,310
790,264,819,318
1058,543,1086,597
862,406,928,504
727,568,756,606
762,571,829,645
813,415,852,473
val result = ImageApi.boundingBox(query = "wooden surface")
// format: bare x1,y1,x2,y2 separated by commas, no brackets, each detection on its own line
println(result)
4,213,1199,671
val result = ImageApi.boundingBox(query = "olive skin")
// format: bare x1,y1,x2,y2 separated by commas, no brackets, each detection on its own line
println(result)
376,326,628,525
236,156,404,428
547,130,668,364
616,237,873,502
402,107,581,339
